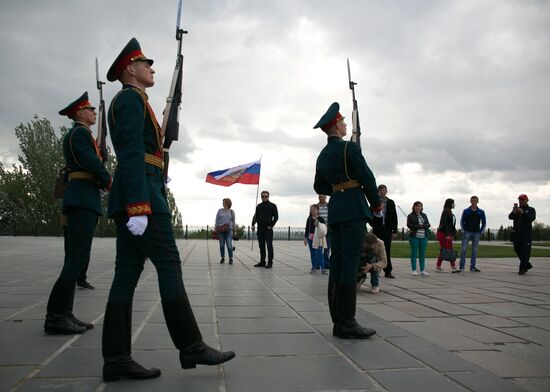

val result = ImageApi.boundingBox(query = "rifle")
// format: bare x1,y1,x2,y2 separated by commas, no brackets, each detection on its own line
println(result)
347,58,361,151
95,57,108,161
160,0,188,182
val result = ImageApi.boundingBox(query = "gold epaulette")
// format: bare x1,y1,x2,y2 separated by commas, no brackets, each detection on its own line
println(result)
69,171,98,184
332,179,361,193
145,153,164,169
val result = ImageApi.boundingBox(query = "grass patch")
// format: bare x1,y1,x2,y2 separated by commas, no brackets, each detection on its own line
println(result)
390,241,550,258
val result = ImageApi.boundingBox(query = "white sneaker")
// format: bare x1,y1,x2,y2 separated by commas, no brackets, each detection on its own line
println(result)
421,270,430,276
435,267,443,273
370,286,380,293
412,270,418,276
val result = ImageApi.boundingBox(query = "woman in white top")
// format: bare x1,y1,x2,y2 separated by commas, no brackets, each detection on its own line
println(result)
215,198,236,264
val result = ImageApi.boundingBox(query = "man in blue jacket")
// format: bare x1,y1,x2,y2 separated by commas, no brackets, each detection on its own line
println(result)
459,196,486,272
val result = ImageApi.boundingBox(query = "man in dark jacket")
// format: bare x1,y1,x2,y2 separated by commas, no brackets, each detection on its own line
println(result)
313,102,382,339
509,194,536,275
252,190,278,268
45,92,112,335
371,184,398,278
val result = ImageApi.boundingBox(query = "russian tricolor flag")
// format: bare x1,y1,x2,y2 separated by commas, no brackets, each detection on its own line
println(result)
205,159,261,187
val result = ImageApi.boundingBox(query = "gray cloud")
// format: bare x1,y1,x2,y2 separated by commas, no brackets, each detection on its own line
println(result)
1,0,549,228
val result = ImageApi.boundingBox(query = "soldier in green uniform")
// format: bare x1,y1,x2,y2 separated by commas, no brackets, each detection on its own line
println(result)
313,102,382,339
44,92,112,335
101,38,235,382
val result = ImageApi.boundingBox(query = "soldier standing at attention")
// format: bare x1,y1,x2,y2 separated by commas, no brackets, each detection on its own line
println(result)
44,92,112,335
101,38,234,382
313,102,382,339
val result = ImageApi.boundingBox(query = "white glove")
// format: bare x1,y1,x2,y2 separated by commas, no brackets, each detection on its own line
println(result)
127,215,148,236
373,210,383,218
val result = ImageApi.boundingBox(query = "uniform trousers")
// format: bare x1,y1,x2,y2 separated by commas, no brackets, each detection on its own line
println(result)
327,219,366,325
59,208,98,282
109,214,192,303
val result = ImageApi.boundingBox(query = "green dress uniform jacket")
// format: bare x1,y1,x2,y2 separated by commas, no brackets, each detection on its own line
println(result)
62,123,111,215
103,83,204,364
107,84,170,217
314,137,380,217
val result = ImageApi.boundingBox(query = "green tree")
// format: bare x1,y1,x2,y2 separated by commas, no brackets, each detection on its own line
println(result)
1,115,185,237
14,115,66,232
0,163,32,234
166,187,183,238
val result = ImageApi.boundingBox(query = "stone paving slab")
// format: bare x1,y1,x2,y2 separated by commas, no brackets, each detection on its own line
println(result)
1,237,550,391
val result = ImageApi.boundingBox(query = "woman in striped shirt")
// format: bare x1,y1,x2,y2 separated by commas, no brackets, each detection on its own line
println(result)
407,201,431,276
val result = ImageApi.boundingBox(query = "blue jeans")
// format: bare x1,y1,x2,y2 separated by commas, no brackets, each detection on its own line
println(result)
408,237,428,271
307,238,325,270
369,267,379,287
218,230,233,258
460,231,480,270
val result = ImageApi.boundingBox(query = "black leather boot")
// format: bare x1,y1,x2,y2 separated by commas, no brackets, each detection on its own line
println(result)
102,302,161,382
179,341,236,369
333,283,376,339
334,321,376,339
162,296,235,369
67,283,93,329
44,279,86,334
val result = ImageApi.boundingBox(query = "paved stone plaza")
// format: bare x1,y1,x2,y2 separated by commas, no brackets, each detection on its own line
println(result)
1,236,549,392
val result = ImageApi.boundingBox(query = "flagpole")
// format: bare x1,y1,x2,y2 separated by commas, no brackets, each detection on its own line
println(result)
251,156,262,251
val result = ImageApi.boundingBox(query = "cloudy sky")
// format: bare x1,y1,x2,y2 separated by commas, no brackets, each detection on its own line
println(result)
1,0,549,230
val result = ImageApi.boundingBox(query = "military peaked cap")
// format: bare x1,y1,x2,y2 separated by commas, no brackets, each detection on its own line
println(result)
107,37,154,82
58,91,95,119
313,102,344,131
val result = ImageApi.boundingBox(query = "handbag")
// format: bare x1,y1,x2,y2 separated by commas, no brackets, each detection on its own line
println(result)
217,223,229,232
441,248,457,262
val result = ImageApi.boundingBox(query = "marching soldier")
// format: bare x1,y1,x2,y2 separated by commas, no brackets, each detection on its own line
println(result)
101,38,235,382
313,102,382,339
44,92,112,334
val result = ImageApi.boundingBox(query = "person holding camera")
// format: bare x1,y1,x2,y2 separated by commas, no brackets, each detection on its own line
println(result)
509,194,536,275
357,232,387,293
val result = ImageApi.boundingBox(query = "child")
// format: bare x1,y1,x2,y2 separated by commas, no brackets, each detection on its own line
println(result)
357,232,388,293
303,204,328,274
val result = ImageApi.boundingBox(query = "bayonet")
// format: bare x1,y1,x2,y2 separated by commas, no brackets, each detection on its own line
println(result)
347,58,361,150
95,57,108,161
161,0,188,182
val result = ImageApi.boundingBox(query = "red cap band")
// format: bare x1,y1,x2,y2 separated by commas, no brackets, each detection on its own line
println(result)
321,112,343,132
67,99,93,119
113,49,146,80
